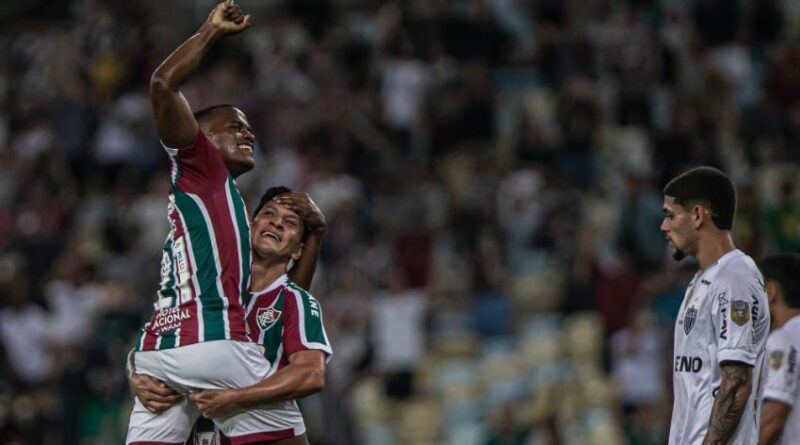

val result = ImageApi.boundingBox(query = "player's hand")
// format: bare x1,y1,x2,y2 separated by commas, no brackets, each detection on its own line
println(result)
188,388,240,419
131,373,182,413
206,0,251,36
274,192,326,234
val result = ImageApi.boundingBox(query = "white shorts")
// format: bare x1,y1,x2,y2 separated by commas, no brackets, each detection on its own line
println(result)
126,340,306,445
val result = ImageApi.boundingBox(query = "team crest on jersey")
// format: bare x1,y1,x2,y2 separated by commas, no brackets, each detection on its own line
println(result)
256,307,281,331
770,350,785,370
684,307,697,335
730,300,750,326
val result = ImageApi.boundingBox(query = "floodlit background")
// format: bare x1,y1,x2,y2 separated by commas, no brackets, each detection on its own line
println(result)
0,0,799,444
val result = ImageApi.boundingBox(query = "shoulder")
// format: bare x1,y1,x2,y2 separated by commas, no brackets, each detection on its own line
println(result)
782,319,800,344
163,129,213,152
712,256,763,293
768,327,789,349
284,282,321,308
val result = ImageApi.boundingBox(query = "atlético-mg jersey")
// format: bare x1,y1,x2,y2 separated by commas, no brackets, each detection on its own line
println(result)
136,131,252,351
669,249,770,445
762,316,800,444
243,274,332,434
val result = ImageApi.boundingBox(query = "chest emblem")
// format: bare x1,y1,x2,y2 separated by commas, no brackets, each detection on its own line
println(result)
730,300,750,326
256,307,281,331
770,350,784,370
684,307,697,335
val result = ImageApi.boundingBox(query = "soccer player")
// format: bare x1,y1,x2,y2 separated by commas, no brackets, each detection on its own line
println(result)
758,253,800,445
133,187,331,445
662,166,770,445
126,2,325,444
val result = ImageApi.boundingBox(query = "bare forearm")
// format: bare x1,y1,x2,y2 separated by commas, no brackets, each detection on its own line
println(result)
759,401,791,445
759,418,784,445
703,365,752,445
151,23,221,90
289,231,323,291
230,363,325,409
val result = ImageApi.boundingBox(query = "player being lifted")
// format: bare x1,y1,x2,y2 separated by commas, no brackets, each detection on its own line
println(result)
126,2,325,444
133,188,331,445
661,167,770,445
758,253,800,445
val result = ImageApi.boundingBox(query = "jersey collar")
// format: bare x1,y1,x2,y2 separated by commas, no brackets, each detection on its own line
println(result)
250,274,289,298
714,248,743,268
697,248,742,277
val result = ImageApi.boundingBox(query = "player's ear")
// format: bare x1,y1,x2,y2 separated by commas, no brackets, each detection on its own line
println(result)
691,204,705,229
291,243,304,262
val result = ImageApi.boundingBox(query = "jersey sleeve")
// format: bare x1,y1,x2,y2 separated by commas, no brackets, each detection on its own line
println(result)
281,286,333,363
710,273,763,366
763,332,798,406
163,130,229,194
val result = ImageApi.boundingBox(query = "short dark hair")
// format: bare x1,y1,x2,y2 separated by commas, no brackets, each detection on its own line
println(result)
252,186,310,242
663,166,736,230
193,104,237,124
760,254,800,308
253,186,292,218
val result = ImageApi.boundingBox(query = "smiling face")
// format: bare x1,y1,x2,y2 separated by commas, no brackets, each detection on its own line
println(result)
251,198,305,264
200,106,255,177
661,195,699,261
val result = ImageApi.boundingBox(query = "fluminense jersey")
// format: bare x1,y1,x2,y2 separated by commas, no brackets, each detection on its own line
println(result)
242,274,332,433
762,316,800,444
669,249,770,445
136,131,252,351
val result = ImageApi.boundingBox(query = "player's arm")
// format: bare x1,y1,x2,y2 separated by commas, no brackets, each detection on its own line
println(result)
130,373,183,413
702,361,752,445
188,350,326,418
150,0,250,148
759,338,797,445
275,193,326,291
759,400,791,445
126,350,182,413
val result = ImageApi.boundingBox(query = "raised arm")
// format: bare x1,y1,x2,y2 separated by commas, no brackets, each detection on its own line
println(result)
702,362,753,445
188,350,326,418
275,193,326,291
150,0,250,148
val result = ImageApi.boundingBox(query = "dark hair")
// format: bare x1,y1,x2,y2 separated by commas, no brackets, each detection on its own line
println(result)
193,104,237,124
760,253,800,308
252,186,310,242
253,186,292,218
663,166,736,230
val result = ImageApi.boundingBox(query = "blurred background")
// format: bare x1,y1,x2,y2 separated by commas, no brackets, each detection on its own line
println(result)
0,0,798,444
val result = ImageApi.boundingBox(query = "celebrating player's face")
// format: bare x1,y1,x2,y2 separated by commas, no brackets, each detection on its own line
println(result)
661,196,691,260
251,199,305,261
204,107,256,177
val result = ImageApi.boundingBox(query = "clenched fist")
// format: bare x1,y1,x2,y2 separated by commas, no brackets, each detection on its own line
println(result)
206,0,251,36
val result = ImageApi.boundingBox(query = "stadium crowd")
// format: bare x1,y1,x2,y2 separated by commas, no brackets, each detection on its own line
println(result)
0,0,799,444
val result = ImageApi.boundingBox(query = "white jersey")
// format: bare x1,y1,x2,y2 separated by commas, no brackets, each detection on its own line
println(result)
669,249,770,445
762,316,800,444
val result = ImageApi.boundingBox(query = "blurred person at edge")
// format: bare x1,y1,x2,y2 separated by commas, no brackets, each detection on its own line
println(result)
758,254,800,445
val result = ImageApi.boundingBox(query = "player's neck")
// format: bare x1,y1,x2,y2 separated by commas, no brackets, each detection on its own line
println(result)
251,259,289,292
695,231,736,270
774,307,800,329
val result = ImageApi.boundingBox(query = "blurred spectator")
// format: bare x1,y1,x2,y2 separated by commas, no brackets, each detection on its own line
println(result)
0,281,53,385
764,177,800,252
369,267,428,399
